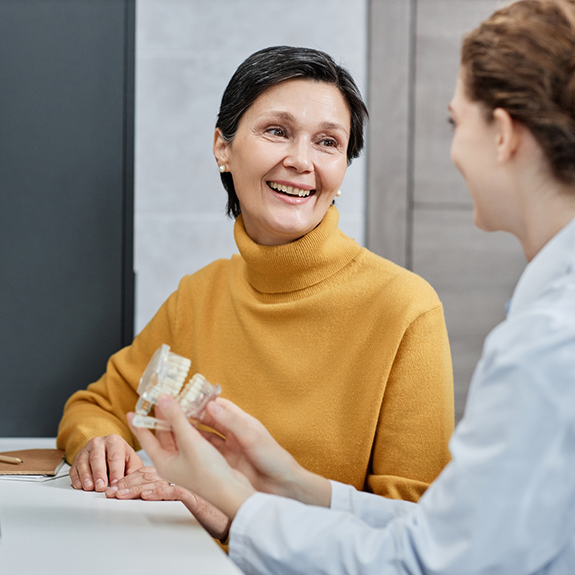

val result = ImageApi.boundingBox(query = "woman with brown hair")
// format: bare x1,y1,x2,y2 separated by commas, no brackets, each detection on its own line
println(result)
131,1,575,573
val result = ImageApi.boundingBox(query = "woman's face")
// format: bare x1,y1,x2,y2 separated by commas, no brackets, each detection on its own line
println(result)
214,79,351,245
449,70,513,232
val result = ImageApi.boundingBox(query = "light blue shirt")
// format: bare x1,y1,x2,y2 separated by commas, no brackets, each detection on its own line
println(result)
229,217,575,575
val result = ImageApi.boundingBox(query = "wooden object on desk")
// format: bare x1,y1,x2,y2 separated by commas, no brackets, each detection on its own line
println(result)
0,448,64,475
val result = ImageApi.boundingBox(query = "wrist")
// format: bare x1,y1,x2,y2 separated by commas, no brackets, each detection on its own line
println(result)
285,465,331,507
215,480,257,520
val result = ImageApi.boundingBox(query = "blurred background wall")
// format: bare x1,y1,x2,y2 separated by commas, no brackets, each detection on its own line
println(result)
134,0,527,423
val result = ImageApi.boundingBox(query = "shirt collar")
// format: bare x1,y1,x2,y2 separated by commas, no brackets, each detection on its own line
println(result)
508,217,575,317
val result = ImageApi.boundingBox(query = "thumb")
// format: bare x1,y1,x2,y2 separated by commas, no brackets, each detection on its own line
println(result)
206,398,263,445
156,394,198,445
128,412,162,460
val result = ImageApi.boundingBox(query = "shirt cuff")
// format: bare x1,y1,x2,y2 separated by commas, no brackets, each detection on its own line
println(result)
330,479,415,528
228,492,271,570
329,480,357,512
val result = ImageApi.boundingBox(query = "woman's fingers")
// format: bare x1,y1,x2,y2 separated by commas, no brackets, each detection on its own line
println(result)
154,395,209,462
69,464,82,490
199,428,226,451
128,412,163,461
156,395,197,439
106,466,161,498
205,399,265,446
69,434,142,492
199,397,247,435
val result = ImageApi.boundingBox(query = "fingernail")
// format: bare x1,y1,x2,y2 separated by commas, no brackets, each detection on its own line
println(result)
106,486,118,495
142,490,152,498
117,489,130,496
95,479,105,490
111,478,119,485
84,479,93,488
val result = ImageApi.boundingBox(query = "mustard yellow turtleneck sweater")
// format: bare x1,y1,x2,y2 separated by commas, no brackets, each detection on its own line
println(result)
58,207,454,502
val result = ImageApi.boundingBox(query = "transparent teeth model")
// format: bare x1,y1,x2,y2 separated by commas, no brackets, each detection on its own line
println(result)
131,344,221,431
177,373,222,420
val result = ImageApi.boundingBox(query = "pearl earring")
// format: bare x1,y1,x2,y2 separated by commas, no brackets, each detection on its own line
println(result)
335,190,341,197
219,165,226,173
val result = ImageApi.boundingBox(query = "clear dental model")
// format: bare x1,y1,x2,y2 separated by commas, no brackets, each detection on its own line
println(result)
131,344,221,431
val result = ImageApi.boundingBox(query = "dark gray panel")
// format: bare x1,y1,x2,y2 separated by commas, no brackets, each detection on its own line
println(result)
0,0,134,436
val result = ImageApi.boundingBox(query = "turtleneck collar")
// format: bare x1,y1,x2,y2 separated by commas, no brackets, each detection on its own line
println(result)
233,206,362,294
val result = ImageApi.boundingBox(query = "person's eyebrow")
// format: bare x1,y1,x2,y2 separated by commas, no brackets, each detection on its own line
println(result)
319,121,349,136
261,112,349,136
262,110,296,123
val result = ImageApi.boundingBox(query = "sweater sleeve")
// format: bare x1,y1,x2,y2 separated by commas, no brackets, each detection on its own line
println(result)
366,305,454,502
56,288,181,464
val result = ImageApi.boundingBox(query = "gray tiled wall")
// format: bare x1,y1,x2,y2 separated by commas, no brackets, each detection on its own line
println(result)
367,0,527,422
412,0,526,421
134,0,368,333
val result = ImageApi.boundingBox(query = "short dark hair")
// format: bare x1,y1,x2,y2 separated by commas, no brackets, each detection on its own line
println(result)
216,46,369,218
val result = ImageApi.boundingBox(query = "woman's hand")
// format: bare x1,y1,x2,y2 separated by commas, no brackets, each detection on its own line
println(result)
199,398,332,507
69,434,143,492
105,466,231,540
128,396,256,520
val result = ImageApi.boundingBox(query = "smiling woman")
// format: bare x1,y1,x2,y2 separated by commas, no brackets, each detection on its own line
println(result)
57,46,454,546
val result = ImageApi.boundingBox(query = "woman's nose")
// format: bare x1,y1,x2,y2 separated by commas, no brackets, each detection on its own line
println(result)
283,138,312,172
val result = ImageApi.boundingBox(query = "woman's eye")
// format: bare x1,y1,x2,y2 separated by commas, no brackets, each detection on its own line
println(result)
267,127,285,137
319,138,337,148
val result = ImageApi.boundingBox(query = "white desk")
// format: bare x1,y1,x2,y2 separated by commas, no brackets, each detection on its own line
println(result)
0,438,243,575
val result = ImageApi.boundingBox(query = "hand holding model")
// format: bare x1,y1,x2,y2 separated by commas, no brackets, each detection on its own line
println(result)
198,397,332,507
129,395,255,520
129,395,332,520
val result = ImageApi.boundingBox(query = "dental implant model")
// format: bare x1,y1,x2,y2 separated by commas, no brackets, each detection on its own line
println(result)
131,344,221,431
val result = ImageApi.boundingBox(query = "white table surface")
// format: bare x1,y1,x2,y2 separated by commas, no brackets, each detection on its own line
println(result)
0,438,243,575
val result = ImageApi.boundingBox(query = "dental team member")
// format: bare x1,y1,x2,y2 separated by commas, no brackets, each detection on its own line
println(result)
131,1,575,572
58,46,454,540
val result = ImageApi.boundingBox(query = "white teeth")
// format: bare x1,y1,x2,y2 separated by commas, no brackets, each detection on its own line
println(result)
269,182,312,197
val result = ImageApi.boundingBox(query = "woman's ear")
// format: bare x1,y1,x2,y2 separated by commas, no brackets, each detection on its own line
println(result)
213,128,230,168
493,107,520,163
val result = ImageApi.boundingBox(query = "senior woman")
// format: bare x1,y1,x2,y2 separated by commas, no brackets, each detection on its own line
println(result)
131,1,575,572
57,46,454,538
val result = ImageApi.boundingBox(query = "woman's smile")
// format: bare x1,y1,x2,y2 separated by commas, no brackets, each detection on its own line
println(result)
267,180,315,199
